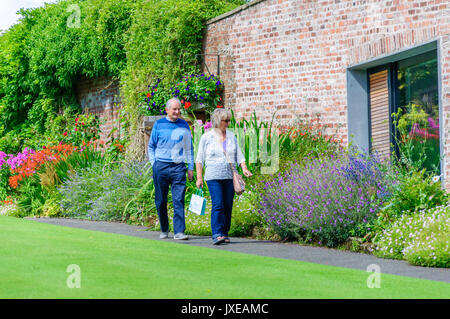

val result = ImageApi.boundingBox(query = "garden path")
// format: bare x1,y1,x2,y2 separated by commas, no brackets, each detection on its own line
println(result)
26,217,450,283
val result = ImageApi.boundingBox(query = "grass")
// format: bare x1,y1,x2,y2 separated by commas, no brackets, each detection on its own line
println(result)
0,216,449,299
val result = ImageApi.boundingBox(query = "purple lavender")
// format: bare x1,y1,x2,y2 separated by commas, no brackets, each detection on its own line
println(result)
258,151,393,247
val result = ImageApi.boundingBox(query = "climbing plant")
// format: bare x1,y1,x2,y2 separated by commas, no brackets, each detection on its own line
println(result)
0,0,244,155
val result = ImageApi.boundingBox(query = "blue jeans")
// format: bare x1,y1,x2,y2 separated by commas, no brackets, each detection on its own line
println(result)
206,179,235,240
153,161,187,234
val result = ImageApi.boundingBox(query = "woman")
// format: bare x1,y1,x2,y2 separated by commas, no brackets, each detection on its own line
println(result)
195,108,252,245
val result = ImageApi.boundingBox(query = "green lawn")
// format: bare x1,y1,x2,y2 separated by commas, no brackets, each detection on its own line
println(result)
0,216,449,299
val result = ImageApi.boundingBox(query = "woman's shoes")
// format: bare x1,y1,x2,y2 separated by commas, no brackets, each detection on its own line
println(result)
213,236,226,245
212,236,231,245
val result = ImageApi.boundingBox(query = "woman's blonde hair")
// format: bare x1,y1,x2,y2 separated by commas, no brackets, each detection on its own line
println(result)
211,108,232,128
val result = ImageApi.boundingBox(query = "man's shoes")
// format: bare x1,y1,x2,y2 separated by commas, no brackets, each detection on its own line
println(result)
159,232,169,239
174,233,189,240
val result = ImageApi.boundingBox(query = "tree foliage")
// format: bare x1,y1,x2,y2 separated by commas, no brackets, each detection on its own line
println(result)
0,0,244,154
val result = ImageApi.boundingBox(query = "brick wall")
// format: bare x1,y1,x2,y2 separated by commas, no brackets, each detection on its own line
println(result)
75,76,122,143
203,0,450,188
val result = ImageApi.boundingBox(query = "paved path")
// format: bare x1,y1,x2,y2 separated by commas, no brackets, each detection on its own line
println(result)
26,217,450,283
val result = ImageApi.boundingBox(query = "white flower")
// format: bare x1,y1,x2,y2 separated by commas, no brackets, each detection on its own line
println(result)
432,175,440,183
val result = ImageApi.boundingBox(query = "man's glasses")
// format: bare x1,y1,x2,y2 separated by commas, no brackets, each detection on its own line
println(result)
222,119,230,123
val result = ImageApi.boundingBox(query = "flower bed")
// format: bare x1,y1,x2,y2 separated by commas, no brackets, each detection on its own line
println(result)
258,151,392,247
374,205,449,268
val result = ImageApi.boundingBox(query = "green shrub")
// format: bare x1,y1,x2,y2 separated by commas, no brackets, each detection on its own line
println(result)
378,169,448,224
374,205,450,267
0,203,18,217
402,210,449,268
15,175,48,217
41,196,63,217
229,191,265,237
0,167,12,201
58,166,104,218
59,161,156,223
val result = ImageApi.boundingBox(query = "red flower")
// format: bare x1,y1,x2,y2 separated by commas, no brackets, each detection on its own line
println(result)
63,132,68,136
184,101,191,109
146,93,151,98
75,117,79,123
81,122,85,126
216,105,223,108
181,99,185,104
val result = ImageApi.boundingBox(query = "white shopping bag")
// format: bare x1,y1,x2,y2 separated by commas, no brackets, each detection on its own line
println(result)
188,188,207,216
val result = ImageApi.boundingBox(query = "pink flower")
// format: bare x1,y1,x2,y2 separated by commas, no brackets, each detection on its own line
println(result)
428,117,439,129
204,121,212,130
410,123,438,140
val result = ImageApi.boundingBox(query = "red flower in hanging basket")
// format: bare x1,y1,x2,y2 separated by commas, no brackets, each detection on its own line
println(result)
146,93,151,98
184,101,191,109
216,105,223,108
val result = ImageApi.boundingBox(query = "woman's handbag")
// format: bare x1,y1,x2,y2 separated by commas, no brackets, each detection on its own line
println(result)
188,188,207,216
222,146,245,195
231,165,246,195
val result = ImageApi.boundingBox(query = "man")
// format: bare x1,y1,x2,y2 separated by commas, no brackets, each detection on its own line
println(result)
148,97,194,240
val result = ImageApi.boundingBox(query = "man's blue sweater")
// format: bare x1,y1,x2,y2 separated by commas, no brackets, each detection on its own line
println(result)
148,117,194,170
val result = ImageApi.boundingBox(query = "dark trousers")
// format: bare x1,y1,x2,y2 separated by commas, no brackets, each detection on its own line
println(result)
153,161,187,234
206,179,235,240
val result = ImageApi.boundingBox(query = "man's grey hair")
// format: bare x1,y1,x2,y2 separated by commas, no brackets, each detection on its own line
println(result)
166,97,181,110
211,108,232,128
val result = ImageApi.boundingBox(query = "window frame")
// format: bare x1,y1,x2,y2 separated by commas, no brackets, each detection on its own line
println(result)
367,50,440,168
346,39,442,182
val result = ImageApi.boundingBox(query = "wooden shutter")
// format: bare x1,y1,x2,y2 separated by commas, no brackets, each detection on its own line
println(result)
369,70,391,159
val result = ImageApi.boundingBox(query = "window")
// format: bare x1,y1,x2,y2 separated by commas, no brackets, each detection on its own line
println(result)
368,50,440,174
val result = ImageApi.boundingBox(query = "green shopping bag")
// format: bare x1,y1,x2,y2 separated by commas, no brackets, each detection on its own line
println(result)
188,188,207,216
